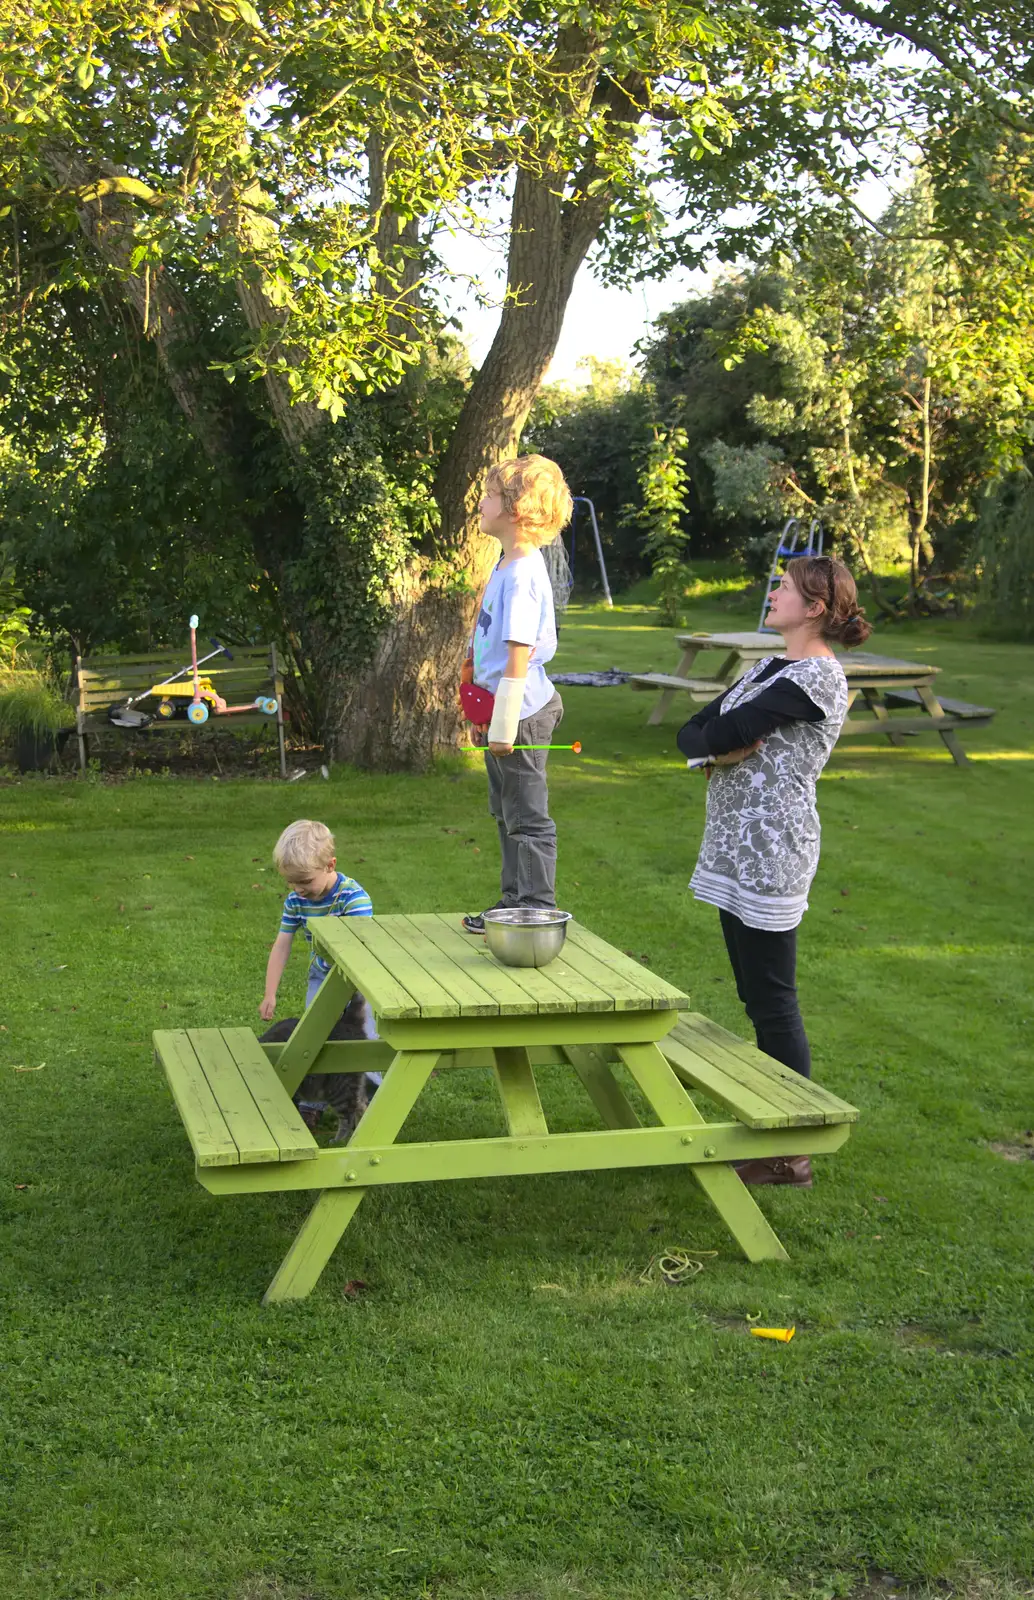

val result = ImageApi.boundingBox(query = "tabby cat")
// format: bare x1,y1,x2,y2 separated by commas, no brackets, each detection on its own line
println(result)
259,991,375,1144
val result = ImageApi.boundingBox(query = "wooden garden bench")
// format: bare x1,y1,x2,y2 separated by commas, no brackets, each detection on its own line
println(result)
75,643,288,776
630,671,722,699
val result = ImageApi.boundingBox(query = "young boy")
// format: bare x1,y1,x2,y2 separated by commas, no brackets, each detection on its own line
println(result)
462,454,573,934
260,820,376,1049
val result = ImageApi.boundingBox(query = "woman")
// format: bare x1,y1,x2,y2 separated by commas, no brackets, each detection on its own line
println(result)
677,555,872,1188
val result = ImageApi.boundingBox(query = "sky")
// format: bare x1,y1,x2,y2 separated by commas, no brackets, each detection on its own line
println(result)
436,175,897,387
435,214,709,384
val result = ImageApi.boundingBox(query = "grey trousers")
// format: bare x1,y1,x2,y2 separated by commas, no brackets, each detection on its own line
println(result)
483,691,563,910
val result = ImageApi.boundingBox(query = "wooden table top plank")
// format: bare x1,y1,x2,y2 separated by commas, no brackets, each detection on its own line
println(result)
343,918,457,1017
461,940,593,1014
402,914,539,1014
674,632,940,679
219,1028,319,1161
388,915,501,1016
155,1030,240,1167
187,1028,282,1163
841,652,940,678
553,936,651,1010
311,911,687,1020
500,947,617,1012
308,917,422,1018
676,631,777,649
566,922,690,1010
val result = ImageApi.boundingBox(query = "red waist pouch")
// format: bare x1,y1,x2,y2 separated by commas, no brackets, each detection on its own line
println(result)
460,681,495,724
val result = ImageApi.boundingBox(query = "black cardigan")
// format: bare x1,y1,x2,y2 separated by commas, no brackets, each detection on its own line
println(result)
676,658,826,760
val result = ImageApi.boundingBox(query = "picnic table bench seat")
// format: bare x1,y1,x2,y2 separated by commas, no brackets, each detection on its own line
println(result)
155,1028,318,1167
660,1014,858,1129
881,687,996,723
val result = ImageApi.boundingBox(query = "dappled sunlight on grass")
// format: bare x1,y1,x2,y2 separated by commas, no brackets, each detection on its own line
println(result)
861,942,1030,959
561,621,669,635
965,750,1034,761
0,820,66,832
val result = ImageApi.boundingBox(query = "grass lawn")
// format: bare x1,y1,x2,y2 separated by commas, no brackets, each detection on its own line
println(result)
2,578,1032,1600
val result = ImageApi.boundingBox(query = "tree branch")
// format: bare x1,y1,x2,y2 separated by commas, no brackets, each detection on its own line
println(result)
44,147,245,475
834,1,1034,135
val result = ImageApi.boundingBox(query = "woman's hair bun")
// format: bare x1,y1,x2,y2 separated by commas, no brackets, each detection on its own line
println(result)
834,608,873,647
785,556,873,647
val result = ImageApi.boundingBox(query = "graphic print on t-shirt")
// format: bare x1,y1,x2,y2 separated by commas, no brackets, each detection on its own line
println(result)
471,553,557,719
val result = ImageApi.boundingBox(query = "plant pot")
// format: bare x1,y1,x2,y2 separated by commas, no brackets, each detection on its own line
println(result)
15,729,56,772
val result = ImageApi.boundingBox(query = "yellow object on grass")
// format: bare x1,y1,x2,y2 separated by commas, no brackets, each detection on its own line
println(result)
750,1326,796,1342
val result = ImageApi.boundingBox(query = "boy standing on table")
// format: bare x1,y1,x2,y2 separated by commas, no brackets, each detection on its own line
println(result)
461,455,572,934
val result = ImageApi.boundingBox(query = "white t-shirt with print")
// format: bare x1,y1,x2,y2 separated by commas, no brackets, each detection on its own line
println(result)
472,551,557,719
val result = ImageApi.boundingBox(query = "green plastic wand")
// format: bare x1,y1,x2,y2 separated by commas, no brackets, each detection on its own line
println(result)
462,739,583,753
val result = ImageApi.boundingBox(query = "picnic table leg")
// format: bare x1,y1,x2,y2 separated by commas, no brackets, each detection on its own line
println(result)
713,650,743,685
262,1048,440,1304
616,1042,789,1264
272,968,355,1095
915,684,971,767
647,644,702,725
493,1047,549,1136
564,1045,641,1128
860,686,905,748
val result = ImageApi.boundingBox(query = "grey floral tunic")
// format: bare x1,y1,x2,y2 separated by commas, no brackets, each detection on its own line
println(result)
690,655,849,931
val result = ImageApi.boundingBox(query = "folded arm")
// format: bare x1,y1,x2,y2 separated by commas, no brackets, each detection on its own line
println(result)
677,680,825,760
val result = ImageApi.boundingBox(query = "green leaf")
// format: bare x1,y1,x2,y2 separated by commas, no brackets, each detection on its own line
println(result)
231,0,266,29
75,60,95,90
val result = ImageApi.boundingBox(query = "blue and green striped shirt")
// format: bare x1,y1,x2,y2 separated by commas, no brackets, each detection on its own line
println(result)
279,872,373,976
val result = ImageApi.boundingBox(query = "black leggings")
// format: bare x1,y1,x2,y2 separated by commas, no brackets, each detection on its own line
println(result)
718,909,811,1079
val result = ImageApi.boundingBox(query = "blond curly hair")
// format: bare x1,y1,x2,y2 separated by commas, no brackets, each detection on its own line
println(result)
486,455,573,547
273,819,335,878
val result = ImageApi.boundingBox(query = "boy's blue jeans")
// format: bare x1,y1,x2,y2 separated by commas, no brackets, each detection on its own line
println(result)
306,965,382,1085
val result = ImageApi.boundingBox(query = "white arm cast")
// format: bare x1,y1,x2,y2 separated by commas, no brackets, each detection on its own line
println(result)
487,677,524,747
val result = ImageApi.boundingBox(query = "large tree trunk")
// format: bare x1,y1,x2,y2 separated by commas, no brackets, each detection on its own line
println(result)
325,151,614,768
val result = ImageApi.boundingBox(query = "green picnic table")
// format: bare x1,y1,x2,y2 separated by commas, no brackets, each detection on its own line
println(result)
154,915,858,1303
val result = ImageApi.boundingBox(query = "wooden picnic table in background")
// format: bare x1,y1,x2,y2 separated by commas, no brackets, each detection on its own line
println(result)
154,913,857,1302
631,629,995,767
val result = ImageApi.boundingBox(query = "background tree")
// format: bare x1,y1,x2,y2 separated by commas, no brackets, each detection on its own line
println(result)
2,0,1032,762
522,359,652,593
624,425,693,626
637,164,1034,614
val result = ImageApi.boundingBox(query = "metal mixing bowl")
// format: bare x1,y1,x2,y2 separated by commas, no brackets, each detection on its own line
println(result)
483,908,572,968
